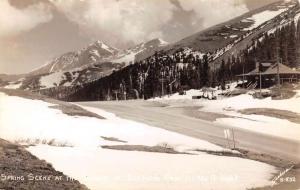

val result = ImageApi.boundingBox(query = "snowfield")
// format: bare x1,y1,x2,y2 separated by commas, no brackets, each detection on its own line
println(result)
242,7,289,31
4,82,22,89
39,71,66,89
0,92,277,190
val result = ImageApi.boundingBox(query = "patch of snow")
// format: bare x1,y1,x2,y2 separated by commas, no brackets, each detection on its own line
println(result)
4,82,22,89
153,89,202,101
50,62,57,73
113,50,141,65
90,49,100,58
39,71,65,88
157,38,169,45
243,8,288,31
200,93,300,114
295,12,300,26
215,116,300,141
90,56,97,62
95,40,117,54
268,28,277,35
30,61,51,72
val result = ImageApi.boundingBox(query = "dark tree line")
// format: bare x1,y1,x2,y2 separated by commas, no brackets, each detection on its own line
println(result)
66,50,211,101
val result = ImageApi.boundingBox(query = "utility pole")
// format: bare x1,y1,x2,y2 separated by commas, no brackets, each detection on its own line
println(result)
276,37,281,96
231,128,236,149
159,71,166,97
242,60,245,88
277,58,281,87
259,68,262,97
256,58,262,97
113,90,119,101
159,78,166,97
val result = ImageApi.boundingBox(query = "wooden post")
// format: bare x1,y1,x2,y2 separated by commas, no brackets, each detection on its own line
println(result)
242,62,245,88
259,70,262,97
224,129,231,149
227,135,230,149
231,128,236,149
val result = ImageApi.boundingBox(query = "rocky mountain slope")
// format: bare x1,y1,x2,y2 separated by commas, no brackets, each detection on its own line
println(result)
164,0,300,63
3,38,168,91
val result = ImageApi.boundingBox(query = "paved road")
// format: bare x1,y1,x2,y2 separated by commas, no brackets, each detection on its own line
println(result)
77,100,300,163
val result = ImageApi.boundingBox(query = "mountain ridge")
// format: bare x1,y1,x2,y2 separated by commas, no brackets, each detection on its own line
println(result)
2,0,300,101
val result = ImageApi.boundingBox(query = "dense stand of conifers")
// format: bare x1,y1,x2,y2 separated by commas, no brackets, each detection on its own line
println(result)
62,19,300,101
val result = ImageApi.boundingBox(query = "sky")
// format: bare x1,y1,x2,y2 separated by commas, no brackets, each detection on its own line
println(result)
0,0,283,74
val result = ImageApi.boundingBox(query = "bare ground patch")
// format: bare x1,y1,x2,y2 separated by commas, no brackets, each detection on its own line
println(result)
182,106,232,121
192,149,243,158
0,88,104,119
0,139,88,190
270,83,298,100
239,108,300,124
100,144,190,155
15,138,73,148
101,136,127,143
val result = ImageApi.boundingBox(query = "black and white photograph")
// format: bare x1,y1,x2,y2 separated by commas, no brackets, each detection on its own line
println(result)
0,0,300,189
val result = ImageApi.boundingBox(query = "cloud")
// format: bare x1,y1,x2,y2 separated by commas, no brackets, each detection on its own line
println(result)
50,0,248,46
0,0,53,37
179,0,248,29
50,0,174,45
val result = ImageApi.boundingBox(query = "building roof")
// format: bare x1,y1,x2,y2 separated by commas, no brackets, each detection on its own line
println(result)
261,62,272,67
237,63,300,76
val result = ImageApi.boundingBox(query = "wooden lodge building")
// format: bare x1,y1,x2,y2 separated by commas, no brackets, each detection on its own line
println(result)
237,62,300,88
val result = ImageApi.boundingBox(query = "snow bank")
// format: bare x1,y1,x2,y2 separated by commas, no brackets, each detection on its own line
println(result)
200,93,300,114
152,89,202,101
243,8,288,31
113,50,140,65
0,92,277,190
152,82,239,102
4,82,22,89
4,78,24,89
39,71,64,89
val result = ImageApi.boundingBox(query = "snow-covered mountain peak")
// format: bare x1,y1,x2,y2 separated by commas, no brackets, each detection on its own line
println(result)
144,38,169,47
157,38,169,45
87,40,119,55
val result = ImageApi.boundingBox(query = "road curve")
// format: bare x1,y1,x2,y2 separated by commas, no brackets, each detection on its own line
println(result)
77,100,300,163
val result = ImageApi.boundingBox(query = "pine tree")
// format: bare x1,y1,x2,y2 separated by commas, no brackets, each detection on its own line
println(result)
218,60,226,90
201,54,209,86
287,21,297,68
